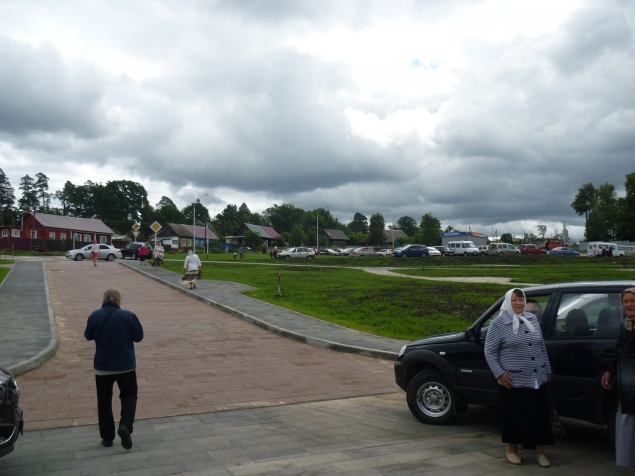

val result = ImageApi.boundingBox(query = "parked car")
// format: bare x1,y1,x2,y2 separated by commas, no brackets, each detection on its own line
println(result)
0,368,24,459
427,247,442,257
318,248,338,255
337,247,356,256
65,244,123,262
377,249,393,256
277,247,316,259
120,242,154,260
394,280,634,438
477,245,488,255
349,247,382,258
487,242,520,256
393,244,430,258
446,241,480,256
434,246,449,256
517,244,547,255
547,247,580,256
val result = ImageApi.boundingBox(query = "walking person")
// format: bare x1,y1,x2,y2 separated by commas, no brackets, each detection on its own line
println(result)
91,240,100,267
273,245,278,259
180,249,201,289
138,243,149,266
592,245,597,257
239,246,244,259
84,288,144,450
484,288,554,468
152,243,164,268
601,287,635,467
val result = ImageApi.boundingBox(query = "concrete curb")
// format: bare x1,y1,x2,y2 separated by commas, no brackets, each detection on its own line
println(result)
7,262,59,377
119,262,399,361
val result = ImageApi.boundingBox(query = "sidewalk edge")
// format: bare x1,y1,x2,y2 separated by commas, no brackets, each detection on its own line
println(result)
119,262,398,361
7,262,59,377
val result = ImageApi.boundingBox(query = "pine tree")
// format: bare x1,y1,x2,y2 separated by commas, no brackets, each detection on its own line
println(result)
18,174,39,214
0,168,16,225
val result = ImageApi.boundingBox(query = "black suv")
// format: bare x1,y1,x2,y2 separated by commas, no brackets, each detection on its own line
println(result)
394,281,634,434
0,368,23,458
121,242,154,260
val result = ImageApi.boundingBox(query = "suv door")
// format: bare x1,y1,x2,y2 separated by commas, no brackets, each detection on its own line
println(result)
454,292,555,403
543,288,621,423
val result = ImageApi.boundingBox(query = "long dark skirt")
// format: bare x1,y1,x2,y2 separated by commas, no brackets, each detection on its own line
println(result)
500,383,554,449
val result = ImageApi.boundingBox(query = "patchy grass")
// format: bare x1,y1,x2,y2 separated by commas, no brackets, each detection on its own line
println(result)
161,260,509,340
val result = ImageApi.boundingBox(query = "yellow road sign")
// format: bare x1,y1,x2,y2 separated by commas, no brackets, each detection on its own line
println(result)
132,223,141,231
150,221,161,233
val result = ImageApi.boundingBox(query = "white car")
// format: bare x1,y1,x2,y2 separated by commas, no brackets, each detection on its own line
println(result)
276,247,316,259
378,249,393,256
66,244,122,262
427,247,442,257
349,247,382,257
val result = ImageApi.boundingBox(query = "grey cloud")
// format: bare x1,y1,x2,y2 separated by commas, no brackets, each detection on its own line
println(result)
0,37,106,138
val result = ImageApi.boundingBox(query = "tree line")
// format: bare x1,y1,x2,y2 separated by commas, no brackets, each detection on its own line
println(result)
571,171,635,242
0,169,444,246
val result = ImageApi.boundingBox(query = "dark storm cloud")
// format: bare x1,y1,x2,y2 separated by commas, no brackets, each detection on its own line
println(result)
0,37,106,137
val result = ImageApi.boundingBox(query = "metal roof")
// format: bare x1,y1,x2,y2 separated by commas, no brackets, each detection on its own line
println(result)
322,229,349,240
32,213,114,234
165,223,219,240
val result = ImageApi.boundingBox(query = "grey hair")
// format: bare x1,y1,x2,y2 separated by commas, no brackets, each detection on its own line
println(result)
103,288,122,305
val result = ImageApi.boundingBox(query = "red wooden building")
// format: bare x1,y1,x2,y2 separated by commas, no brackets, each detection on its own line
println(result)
0,212,114,251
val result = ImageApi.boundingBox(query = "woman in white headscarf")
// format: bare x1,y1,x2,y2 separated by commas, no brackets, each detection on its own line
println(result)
484,288,553,468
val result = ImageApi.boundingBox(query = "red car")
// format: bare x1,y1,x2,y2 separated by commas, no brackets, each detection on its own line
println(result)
517,244,547,255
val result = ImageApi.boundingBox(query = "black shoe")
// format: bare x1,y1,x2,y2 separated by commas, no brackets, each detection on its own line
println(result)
101,439,113,447
118,424,133,450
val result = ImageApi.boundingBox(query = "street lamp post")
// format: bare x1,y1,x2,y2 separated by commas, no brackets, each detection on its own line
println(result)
316,206,329,251
193,194,208,252
392,213,402,249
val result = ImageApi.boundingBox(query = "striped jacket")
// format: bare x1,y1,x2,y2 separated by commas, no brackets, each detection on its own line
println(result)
484,311,552,388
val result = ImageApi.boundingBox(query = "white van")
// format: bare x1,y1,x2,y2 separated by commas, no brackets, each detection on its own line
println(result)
447,241,479,256
587,242,624,257
617,245,635,257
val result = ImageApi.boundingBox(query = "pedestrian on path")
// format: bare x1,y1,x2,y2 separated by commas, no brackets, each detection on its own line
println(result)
84,288,144,450
181,249,202,289
602,287,635,467
484,288,554,468
239,246,244,259
138,244,149,266
152,243,164,268
91,240,100,267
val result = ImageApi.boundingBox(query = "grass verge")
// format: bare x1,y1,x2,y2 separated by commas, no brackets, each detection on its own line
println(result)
0,267,10,286
161,260,509,340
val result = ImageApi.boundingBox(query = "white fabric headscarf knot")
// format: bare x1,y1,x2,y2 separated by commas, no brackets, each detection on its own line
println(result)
501,288,535,335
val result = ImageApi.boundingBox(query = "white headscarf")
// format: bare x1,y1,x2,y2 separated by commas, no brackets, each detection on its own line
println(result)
501,288,535,334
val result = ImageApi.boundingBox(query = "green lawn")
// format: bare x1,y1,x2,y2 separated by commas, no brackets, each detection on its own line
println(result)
0,267,10,285
162,260,510,340
392,258,635,284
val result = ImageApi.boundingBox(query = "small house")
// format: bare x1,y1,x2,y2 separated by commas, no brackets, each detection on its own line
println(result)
320,229,350,247
225,224,281,247
147,223,220,251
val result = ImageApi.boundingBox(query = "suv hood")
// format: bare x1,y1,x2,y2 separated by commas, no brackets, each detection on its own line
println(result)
406,331,464,348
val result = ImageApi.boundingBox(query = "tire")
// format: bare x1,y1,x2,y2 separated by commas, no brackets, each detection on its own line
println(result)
106,254,115,261
132,253,137,260
74,254,84,261
515,252,520,255
406,370,458,425
499,252,503,256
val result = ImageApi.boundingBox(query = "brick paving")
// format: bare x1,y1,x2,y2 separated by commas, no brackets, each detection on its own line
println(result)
18,259,396,430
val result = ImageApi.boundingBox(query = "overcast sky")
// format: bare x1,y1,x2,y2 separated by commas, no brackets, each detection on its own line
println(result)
1,0,634,240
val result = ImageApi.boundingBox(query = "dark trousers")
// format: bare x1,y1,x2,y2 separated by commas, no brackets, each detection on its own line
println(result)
95,370,138,441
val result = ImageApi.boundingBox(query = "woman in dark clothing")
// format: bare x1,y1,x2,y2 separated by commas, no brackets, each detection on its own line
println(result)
484,288,553,468
601,287,635,467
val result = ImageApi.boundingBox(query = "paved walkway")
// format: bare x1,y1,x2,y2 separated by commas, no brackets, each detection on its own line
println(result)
18,260,396,430
1,393,628,475
0,261,58,375
361,267,542,287
120,261,408,360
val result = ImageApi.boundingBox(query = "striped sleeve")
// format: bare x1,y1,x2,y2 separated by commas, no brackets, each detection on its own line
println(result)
484,318,505,378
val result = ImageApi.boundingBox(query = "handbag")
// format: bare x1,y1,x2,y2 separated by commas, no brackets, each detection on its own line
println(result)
548,385,565,436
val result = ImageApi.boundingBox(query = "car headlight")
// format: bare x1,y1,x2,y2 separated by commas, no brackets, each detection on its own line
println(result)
398,345,407,357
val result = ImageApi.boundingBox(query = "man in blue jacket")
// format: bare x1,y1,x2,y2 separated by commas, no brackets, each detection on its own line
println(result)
85,288,144,450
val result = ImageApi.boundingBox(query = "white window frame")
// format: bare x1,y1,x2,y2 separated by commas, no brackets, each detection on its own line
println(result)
75,233,82,242
49,232,56,239
84,234,91,242
31,230,37,239
1,229,7,237
60,233,66,240
12,229,20,237
100,236,107,244
187,239,192,246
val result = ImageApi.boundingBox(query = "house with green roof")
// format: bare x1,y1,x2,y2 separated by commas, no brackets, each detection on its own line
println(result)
225,223,282,247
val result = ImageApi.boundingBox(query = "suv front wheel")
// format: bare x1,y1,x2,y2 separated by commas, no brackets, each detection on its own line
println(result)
406,370,458,425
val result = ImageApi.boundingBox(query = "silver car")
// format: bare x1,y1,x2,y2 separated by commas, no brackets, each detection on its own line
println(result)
276,247,316,259
349,247,382,258
66,244,122,262
487,242,520,256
